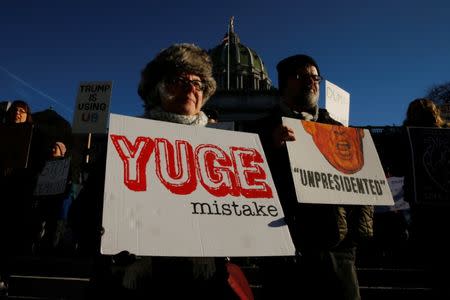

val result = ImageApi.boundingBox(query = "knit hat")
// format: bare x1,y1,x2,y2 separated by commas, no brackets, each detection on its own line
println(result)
276,54,320,91
138,43,216,111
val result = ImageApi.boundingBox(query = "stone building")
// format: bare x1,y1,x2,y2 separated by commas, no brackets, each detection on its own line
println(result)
204,18,278,129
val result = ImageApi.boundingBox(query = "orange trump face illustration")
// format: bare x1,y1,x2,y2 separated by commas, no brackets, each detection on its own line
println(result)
302,121,365,174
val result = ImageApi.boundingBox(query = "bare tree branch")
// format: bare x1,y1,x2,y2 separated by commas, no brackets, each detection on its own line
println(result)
427,81,450,105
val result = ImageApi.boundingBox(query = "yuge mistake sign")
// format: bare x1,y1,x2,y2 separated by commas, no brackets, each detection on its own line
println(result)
101,114,295,257
284,117,394,205
72,81,112,134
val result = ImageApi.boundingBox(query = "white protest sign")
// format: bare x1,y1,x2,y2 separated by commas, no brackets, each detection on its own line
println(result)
387,176,409,211
72,81,112,133
325,80,350,126
284,117,394,205
33,158,71,196
101,114,295,257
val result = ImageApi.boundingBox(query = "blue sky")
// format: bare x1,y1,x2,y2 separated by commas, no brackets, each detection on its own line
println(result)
1,0,449,126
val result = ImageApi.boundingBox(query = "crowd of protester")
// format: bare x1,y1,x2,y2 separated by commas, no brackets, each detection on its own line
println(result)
0,44,449,299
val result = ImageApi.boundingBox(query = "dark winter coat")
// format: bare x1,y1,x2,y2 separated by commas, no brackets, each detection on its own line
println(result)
248,104,374,251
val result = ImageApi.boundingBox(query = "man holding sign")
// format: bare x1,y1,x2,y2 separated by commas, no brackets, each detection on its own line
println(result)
254,54,374,300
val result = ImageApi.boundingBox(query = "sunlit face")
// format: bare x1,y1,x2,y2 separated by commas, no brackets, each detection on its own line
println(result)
160,73,204,116
302,121,365,174
14,106,28,123
284,65,320,110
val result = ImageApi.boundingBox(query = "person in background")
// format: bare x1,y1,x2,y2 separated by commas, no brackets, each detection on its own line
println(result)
0,100,35,294
33,141,70,254
6,100,33,124
402,97,449,298
1,100,34,175
252,54,373,300
1,99,35,233
403,98,448,128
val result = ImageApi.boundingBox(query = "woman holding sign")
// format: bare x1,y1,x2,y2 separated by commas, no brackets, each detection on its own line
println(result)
118,43,240,299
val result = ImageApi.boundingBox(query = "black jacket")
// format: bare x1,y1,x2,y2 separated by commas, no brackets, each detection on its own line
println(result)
248,104,374,251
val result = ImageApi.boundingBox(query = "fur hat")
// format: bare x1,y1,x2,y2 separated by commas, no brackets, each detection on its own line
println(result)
276,54,320,91
138,43,216,111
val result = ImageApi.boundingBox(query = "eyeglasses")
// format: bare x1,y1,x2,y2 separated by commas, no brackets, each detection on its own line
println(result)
169,77,206,92
295,74,323,83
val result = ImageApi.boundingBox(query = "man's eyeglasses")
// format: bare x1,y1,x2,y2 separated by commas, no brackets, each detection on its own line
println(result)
169,77,206,92
295,74,323,83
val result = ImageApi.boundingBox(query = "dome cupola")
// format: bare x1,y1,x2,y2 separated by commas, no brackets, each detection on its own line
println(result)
209,17,272,91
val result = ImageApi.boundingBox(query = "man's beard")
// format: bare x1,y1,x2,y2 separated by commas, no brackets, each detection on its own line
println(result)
296,89,319,110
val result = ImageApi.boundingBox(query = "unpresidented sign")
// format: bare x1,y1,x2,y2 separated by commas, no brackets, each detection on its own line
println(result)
284,117,394,206
72,81,112,134
101,114,295,257
325,80,350,126
33,158,71,196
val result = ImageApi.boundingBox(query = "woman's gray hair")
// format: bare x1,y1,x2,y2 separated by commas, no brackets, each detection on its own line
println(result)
138,43,216,112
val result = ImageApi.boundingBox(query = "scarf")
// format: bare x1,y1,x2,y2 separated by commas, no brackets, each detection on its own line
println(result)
145,106,208,126
142,106,215,280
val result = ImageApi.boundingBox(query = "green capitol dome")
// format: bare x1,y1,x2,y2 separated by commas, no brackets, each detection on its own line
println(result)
208,17,272,91
204,17,278,126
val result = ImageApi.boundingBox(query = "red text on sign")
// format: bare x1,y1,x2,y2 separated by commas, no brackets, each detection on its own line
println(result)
109,135,273,199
